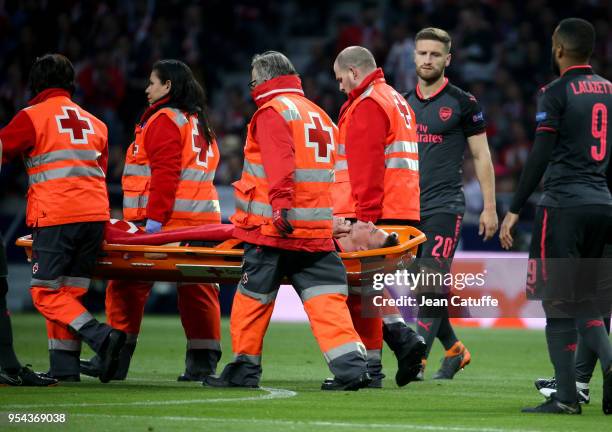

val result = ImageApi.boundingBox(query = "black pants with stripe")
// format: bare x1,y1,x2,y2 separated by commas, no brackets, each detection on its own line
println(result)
527,205,612,309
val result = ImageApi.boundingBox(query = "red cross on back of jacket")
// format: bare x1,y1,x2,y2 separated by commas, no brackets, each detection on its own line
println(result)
20,95,110,227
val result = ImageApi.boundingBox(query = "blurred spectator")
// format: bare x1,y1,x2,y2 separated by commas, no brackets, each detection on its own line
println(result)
77,49,126,147
336,2,384,58
217,86,252,136
501,122,531,177
455,8,496,83
384,22,416,93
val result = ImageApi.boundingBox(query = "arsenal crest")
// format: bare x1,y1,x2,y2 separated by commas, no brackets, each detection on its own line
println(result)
439,106,452,121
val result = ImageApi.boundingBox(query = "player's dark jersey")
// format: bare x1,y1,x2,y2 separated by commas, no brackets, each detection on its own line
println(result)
536,65,612,207
405,79,486,217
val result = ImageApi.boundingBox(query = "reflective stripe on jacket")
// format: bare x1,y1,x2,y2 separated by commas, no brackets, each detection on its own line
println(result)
231,94,337,239
332,78,420,220
23,96,109,227
122,107,220,228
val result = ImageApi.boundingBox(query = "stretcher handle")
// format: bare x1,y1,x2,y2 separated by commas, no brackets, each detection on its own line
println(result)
14,235,244,257
15,225,426,259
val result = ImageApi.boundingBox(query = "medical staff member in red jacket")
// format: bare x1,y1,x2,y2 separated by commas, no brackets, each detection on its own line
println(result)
332,46,426,388
81,60,222,381
0,54,125,383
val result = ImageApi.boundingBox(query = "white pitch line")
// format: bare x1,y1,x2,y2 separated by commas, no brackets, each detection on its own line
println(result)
71,414,544,432
2,386,297,409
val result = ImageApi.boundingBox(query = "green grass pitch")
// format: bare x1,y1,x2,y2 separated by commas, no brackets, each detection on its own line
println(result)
1,314,610,431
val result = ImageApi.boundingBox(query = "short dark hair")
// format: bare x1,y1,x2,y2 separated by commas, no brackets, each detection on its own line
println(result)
415,27,452,52
556,18,595,61
381,232,400,248
28,54,75,96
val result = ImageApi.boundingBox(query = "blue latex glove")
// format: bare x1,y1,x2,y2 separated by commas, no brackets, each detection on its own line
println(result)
145,219,163,234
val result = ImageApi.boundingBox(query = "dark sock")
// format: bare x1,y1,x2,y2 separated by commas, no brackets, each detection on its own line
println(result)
575,334,597,384
78,319,112,354
437,315,459,351
417,293,447,357
575,316,610,383
0,278,21,371
546,318,578,404
576,317,612,374
417,317,442,357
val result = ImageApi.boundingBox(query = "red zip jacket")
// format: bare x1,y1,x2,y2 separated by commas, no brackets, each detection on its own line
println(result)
233,75,334,252
339,68,389,222
0,88,108,173
134,98,183,223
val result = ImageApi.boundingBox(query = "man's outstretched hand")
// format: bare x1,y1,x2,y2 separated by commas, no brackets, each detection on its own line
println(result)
479,208,499,241
499,212,519,250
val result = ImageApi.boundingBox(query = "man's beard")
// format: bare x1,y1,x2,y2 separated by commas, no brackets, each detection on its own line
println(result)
551,52,560,76
416,66,444,84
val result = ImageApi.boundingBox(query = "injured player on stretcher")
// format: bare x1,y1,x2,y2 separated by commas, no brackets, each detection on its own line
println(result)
104,217,400,252
74,217,402,381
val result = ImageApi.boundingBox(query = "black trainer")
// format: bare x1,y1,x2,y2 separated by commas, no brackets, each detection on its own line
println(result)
534,377,556,393
20,367,60,386
395,335,426,387
367,376,383,388
522,395,581,414
202,362,261,389
322,374,380,389
534,377,590,404
321,372,371,391
98,329,126,383
80,358,100,378
0,366,59,386
178,372,210,382
0,370,22,386
432,341,471,380
604,365,612,415
40,371,79,382
202,375,259,388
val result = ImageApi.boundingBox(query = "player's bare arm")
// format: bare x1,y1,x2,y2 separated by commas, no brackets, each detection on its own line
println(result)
467,132,498,241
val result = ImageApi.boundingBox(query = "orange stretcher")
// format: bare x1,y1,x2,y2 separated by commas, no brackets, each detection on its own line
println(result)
16,226,425,287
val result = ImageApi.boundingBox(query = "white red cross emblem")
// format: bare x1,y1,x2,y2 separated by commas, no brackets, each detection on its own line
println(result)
55,106,94,144
304,112,334,163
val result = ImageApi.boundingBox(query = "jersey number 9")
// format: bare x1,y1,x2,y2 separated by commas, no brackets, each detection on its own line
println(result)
591,103,608,162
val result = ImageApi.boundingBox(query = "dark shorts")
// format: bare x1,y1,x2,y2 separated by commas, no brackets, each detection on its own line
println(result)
31,222,105,286
237,243,347,303
527,205,612,306
0,232,7,278
415,213,463,274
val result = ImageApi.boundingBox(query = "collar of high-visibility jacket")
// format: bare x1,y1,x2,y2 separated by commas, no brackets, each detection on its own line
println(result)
139,96,172,125
251,75,304,107
347,67,385,102
27,88,71,105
